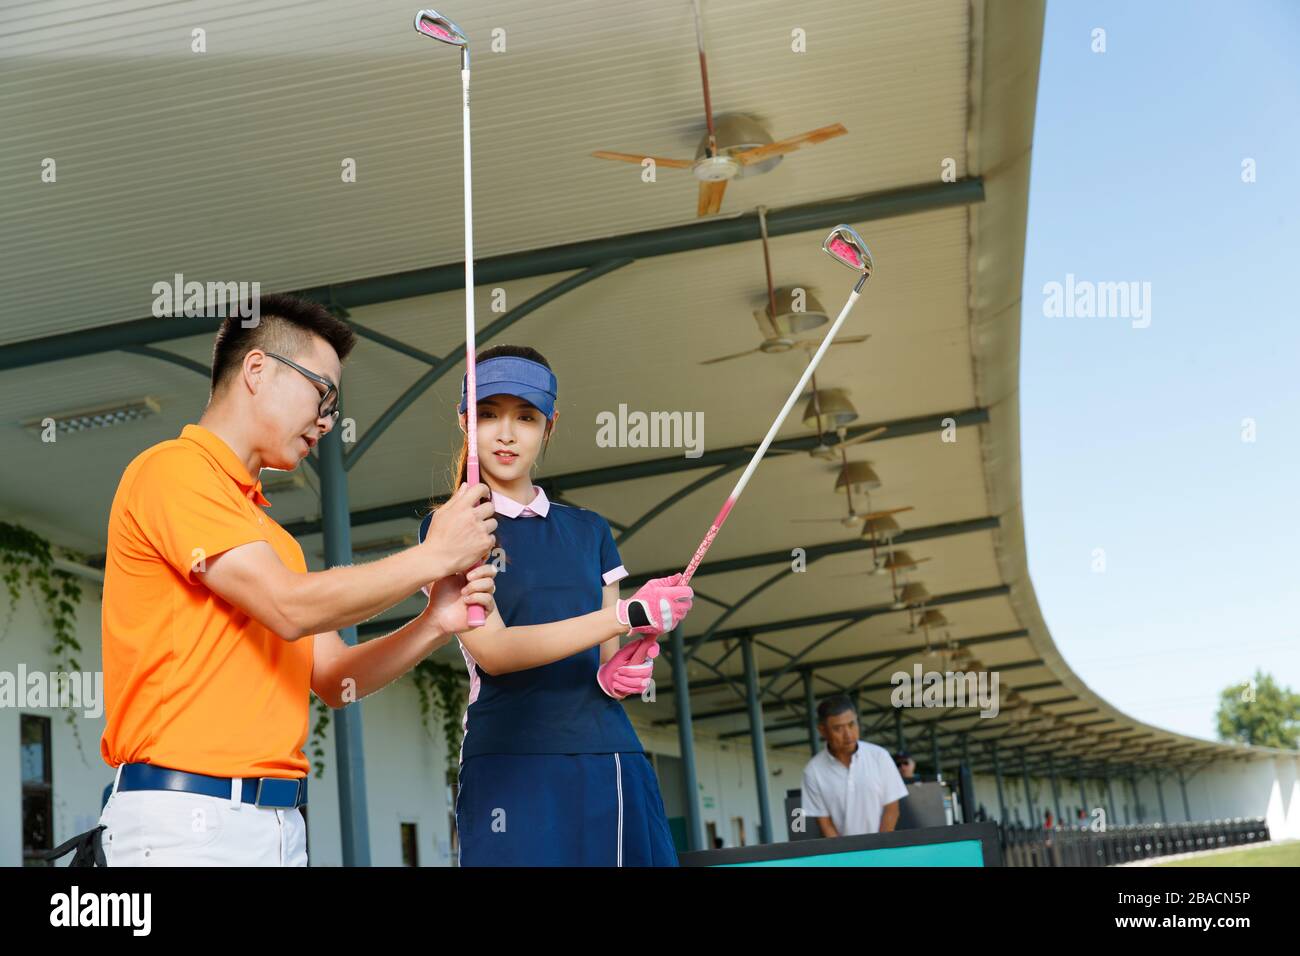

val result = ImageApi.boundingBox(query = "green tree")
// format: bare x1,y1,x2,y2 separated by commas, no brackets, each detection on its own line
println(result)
1216,670,1300,749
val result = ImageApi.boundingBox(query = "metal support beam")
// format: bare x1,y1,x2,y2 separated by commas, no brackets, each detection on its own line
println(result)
1,180,984,373
669,627,705,852
1104,768,1118,824
1178,768,1192,821
894,709,905,754
276,440,995,542
991,741,1008,824
318,426,370,866
656,626,1025,697
1020,748,1036,827
345,259,632,468
930,723,941,781
1153,768,1168,823
741,635,773,844
1047,753,1062,824
802,671,819,756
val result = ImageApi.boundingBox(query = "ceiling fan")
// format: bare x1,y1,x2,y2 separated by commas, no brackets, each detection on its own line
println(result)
591,0,849,217
790,410,910,534
832,546,932,585
701,207,869,366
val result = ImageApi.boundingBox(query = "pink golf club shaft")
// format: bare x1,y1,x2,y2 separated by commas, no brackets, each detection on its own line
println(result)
683,284,867,583
625,276,870,664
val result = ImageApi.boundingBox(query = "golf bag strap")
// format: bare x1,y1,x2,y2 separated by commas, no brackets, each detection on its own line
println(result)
36,825,107,867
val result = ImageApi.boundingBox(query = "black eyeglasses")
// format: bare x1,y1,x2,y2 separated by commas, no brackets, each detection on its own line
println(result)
266,352,340,421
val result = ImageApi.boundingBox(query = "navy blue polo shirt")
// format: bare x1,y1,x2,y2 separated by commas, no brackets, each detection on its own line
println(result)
419,486,643,759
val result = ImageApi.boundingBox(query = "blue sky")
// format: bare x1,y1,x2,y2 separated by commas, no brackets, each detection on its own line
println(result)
1020,0,1300,742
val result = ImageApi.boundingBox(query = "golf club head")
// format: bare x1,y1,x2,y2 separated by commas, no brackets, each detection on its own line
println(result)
414,9,467,47
822,225,873,279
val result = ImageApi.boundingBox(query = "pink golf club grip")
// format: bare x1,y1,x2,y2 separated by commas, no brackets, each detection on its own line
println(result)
682,497,735,586
628,636,658,666
465,460,488,632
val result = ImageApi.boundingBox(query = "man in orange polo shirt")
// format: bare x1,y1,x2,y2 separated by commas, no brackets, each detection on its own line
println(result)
96,294,497,866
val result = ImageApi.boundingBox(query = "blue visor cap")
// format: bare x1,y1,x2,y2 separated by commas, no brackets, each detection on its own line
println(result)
459,355,558,419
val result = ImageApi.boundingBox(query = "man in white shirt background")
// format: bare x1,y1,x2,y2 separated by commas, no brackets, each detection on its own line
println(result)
800,695,910,838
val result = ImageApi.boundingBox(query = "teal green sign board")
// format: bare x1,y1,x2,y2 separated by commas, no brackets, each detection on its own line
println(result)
718,838,985,867
678,822,1001,868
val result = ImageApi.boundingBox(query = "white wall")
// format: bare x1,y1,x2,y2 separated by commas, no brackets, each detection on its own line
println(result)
0,575,112,867
634,720,811,847
965,753,1300,835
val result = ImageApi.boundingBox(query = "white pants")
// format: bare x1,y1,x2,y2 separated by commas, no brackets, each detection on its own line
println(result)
99,769,308,867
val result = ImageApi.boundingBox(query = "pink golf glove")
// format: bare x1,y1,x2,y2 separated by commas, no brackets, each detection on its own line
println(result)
615,574,693,637
597,638,660,699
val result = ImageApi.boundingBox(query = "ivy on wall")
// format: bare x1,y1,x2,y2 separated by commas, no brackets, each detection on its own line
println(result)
410,658,467,773
308,657,467,779
0,521,87,751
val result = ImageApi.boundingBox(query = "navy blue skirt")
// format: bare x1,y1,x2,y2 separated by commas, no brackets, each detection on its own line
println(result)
457,752,679,867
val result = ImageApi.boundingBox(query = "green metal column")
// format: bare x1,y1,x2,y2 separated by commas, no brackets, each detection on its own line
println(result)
991,741,1008,824
1076,757,1088,820
318,427,371,866
929,723,941,780
1129,770,1143,823
1047,753,1062,824
1020,748,1036,826
669,627,705,852
894,709,906,753
1178,768,1192,821
1104,767,1118,824
1153,768,1168,822
959,733,973,822
740,635,773,844
802,670,820,755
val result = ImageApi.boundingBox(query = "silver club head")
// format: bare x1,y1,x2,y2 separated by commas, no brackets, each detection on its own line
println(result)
822,224,873,279
414,9,467,46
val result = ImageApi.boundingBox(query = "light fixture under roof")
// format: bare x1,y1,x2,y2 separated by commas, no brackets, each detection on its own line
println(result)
895,582,930,609
801,387,857,430
754,286,830,339
834,460,881,493
916,609,948,629
863,514,902,542
24,397,161,436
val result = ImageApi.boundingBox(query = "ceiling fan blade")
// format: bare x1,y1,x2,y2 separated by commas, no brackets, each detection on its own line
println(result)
743,446,801,455
732,123,848,167
698,179,727,216
831,335,871,345
840,426,887,447
592,150,694,169
858,506,915,521
700,346,764,365
790,517,853,524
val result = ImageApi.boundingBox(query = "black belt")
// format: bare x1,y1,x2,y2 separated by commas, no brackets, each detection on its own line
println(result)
116,763,308,809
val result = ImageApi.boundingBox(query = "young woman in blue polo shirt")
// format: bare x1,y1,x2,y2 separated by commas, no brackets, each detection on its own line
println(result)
419,345,686,866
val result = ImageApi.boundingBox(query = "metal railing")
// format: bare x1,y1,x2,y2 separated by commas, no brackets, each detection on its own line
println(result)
999,818,1271,866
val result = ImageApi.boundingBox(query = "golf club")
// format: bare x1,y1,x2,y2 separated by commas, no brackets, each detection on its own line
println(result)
682,224,873,584
625,225,873,661
414,9,486,626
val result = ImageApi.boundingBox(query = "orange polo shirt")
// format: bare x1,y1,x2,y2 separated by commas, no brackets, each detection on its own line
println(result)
100,424,314,778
